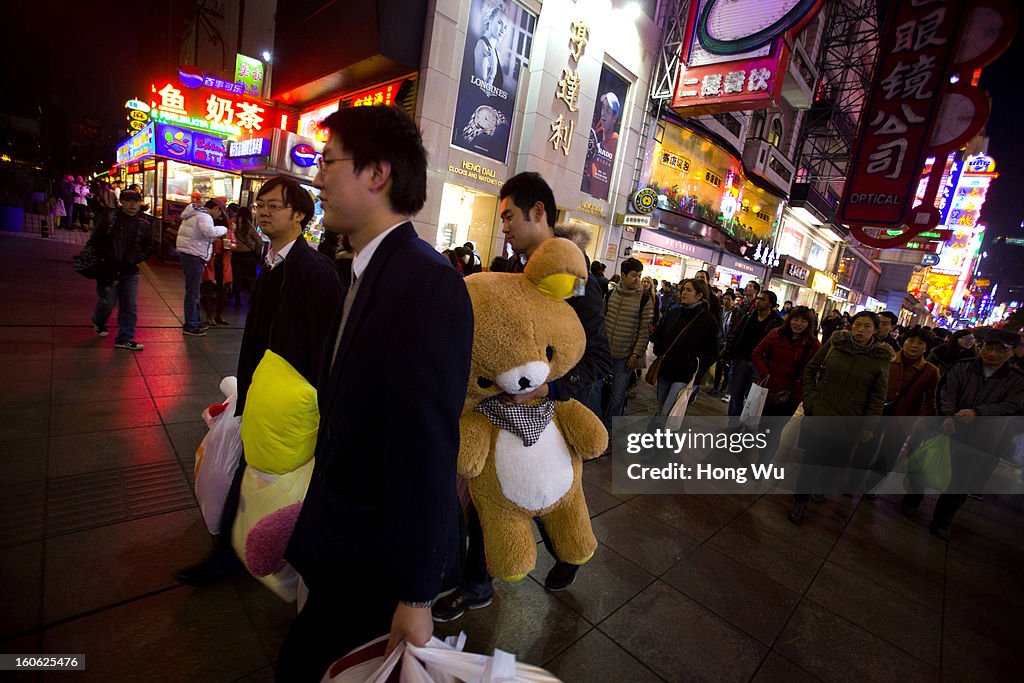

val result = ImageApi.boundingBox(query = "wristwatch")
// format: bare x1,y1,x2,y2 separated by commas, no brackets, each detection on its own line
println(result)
400,600,433,609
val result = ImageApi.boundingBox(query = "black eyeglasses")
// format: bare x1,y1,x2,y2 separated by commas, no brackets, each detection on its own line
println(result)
316,156,354,173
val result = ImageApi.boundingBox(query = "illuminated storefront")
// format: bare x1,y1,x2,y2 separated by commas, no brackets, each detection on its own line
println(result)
643,121,782,247
632,228,718,285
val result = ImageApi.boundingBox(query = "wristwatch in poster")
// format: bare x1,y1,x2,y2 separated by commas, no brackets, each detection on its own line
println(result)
462,105,507,142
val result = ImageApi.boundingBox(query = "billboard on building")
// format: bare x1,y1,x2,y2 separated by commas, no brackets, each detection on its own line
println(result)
670,0,824,115
581,66,630,200
451,0,536,164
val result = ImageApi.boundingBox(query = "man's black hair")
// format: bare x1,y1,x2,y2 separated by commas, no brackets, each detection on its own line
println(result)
590,261,606,274
257,176,316,229
851,310,880,329
723,291,736,300
747,280,762,292
878,311,898,324
620,257,643,276
320,105,427,215
499,172,556,228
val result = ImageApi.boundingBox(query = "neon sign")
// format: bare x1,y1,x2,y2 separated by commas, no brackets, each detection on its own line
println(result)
147,82,284,138
116,122,156,164
155,124,231,170
229,137,270,158
290,144,319,168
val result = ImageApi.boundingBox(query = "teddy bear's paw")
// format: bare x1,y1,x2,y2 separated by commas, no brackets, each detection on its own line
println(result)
501,573,529,583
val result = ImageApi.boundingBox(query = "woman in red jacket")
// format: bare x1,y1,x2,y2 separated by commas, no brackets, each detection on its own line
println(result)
752,306,821,417
751,306,820,464
201,225,236,326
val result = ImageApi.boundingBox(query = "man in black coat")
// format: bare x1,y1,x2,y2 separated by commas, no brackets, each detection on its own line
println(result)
278,106,474,681
176,177,344,584
432,171,612,623
88,190,153,350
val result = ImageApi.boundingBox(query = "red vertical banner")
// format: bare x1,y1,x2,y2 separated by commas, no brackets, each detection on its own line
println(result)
840,0,967,229
842,0,1017,249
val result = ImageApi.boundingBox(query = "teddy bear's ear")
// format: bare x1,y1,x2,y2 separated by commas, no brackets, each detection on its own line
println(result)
523,237,588,302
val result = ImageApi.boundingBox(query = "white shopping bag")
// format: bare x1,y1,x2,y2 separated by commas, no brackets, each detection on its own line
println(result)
664,359,700,430
322,632,561,683
194,392,242,534
740,379,769,427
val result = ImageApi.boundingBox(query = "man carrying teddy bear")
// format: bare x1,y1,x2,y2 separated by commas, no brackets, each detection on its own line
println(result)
433,171,612,622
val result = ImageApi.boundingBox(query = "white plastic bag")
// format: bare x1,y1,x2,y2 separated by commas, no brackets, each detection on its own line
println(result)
322,632,561,683
740,379,769,427
194,392,242,534
663,359,700,431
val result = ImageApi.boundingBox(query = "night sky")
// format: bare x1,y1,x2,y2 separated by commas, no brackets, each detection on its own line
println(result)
3,1,1022,288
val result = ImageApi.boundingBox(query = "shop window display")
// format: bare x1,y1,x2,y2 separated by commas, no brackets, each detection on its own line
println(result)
436,182,499,265
644,122,780,244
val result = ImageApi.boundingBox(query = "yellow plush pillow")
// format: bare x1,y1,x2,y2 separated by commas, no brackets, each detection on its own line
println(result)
240,350,319,474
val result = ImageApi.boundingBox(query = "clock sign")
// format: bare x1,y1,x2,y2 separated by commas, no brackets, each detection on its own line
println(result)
697,0,822,56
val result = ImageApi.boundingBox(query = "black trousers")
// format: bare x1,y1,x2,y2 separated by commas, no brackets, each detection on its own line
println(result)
459,499,569,599
275,584,394,682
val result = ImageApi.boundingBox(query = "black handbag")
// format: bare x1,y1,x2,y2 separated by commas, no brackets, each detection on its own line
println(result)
72,241,99,279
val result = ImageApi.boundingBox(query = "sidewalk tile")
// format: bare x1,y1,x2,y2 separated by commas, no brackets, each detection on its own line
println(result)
601,581,766,682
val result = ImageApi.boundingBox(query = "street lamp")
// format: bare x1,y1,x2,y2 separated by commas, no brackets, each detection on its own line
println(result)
262,50,272,62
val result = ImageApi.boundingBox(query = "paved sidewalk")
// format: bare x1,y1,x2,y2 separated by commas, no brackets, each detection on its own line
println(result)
1,231,1022,682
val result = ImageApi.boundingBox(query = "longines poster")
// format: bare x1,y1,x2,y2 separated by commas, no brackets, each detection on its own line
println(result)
451,0,535,164
581,65,630,200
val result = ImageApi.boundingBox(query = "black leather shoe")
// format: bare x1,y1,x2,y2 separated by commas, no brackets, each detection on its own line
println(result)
175,549,243,585
544,562,580,591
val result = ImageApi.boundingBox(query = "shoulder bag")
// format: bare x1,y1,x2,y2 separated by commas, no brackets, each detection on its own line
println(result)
645,309,707,386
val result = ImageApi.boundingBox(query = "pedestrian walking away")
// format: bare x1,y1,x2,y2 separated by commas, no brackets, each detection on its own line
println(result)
87,190,153,350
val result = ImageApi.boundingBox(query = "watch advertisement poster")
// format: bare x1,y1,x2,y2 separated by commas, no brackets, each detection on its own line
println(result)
451,0,536,164
581,66,629,201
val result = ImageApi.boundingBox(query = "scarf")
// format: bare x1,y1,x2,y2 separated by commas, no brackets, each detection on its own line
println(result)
474,395,555,446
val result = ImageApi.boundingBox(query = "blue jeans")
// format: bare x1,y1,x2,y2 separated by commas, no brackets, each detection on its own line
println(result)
728,358,756,417
180,253,206,330
602,356,633,430
656,377,689,415
92,271,139,344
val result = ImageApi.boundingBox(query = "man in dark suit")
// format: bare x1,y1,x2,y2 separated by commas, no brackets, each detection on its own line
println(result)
278,106,474,681
176,177,343,585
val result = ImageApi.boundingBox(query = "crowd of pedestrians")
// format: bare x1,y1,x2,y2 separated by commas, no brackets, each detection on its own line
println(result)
63,104,1024,680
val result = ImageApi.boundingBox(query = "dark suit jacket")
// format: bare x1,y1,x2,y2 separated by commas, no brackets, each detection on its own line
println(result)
286,223,474,603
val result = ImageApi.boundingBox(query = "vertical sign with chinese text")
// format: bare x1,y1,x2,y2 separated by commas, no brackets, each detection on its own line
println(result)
839,0,967,229
548,18,590,158
235,54,266,98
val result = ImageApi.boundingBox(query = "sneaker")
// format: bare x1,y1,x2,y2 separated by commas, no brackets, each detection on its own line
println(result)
114,340,144,351
214,316,229,326
967,493,984,501
720,394,731,403
182,327,207,337
93,324,108,337
431,590,493,623
544,562,580,591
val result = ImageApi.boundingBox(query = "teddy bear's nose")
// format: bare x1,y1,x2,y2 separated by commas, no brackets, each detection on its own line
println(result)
518,377,532,390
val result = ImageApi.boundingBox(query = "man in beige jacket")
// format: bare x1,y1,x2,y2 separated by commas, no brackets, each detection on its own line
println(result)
602,257,654,429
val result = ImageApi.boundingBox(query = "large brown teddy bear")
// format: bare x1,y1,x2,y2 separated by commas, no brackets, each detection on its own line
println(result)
460,237,608,581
